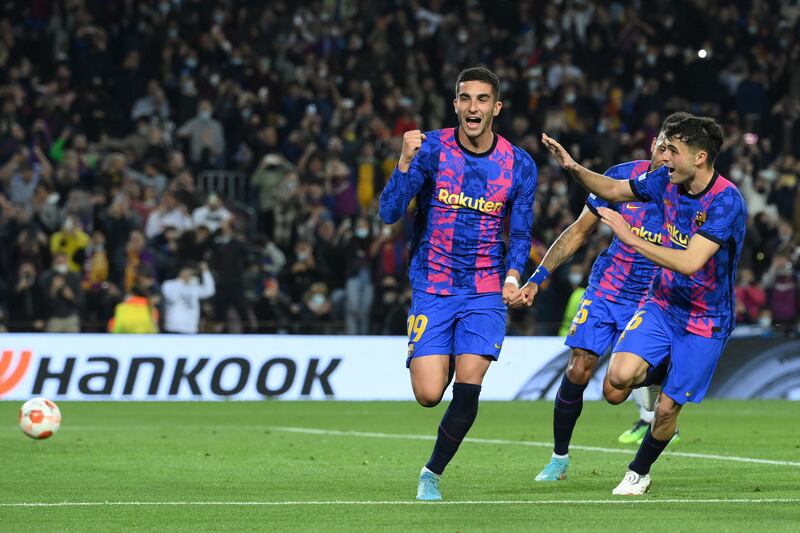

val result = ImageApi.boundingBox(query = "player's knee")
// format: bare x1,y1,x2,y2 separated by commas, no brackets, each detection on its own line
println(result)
565,349,597,384
606,367,631,390
654,399,679,421
603,384,629,405
415,391,443,408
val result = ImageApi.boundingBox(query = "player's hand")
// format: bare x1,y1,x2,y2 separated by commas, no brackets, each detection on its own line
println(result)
541,133,577,172
598,207,635,246
519,282,540,307
503,282,523,307
398,130,426,172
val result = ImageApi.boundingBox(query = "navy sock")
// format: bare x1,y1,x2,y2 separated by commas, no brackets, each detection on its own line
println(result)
425,382,481,475
636,361,668,388
628,427,670,475
553,374,587,456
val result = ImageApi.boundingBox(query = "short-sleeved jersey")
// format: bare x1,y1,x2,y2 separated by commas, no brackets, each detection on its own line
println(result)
585,161,665,304
379,127,538,295
630,170,747,338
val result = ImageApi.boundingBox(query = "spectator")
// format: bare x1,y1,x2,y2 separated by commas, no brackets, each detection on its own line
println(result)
343,217,375,335
40,252,83,333
177,99,226,169
49,215,90,273
161,261,215,334
254,277,293,334
144,191,193,239
211,219,253,332
109,268,160,334
7,261,44,332
735,267,767,325
192,193,232,234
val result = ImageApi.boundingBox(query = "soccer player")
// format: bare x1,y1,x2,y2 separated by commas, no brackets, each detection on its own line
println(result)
541,116,746,494
519,112,691,482
379,67,537,500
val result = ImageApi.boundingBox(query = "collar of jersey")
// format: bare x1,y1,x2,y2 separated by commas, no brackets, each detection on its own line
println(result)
680,171,719,199
454,126,498,158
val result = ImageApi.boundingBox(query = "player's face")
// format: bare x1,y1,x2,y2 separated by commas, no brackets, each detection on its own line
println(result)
453,81,502,140
661,137,706,184
648,132,669,171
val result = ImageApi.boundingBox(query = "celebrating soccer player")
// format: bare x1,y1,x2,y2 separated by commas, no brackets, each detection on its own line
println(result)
379,67,538,501
541,116,746,494
519,112,691,483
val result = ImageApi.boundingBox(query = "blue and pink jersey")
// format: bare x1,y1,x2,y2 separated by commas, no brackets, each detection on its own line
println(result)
630,169,747,338
585,161,666,304
379,128,537,295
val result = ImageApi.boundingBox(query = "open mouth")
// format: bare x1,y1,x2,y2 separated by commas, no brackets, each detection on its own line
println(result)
465,116,481,129
665,165,676,176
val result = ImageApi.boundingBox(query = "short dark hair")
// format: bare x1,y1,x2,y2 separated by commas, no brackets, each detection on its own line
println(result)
664,116,724,166
660,112,693,132
455,67,500,100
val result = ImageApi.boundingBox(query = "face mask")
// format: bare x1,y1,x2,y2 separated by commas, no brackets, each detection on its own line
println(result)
355,228,369,239
646,54,656,66
231,57,243,66
568,273,583,286
564,92,576,104
185,58,198,69
457,30,468,43
199,110,212,120
55,264,69,274
310,294,325,306
297,252,309,261
758,315,772,328
554,184,567,196
403,35,414,47
168,28,178,39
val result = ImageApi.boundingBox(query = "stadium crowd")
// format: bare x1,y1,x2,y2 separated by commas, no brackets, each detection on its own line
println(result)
0,0,799,335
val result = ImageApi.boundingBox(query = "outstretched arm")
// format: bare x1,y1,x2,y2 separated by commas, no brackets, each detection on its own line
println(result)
515,206,600,308
542,133,636,203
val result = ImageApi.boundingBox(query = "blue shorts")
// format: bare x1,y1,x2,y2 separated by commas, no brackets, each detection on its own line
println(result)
405,291,506,367
564,292,639,357
613,301,727,405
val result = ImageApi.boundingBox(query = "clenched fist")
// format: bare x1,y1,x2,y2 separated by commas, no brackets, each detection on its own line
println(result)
398,130,427,172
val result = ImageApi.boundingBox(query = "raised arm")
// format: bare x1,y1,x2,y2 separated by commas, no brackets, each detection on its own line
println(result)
379,130,429,223
542,133,636,203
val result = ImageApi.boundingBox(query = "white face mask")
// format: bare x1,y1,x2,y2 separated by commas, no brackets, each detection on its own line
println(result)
55,264,69,274
310,294,325,306
758,315,772,328
568,273,583,286
355,228,369,239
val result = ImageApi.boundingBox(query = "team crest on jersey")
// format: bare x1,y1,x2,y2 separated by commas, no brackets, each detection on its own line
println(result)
695,211,707,227
664,198,673,207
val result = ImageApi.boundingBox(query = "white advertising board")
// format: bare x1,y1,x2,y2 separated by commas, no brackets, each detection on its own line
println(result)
0,334,574,401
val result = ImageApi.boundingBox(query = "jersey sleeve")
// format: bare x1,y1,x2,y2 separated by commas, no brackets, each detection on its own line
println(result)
506,151,537,274
697,190,747,245
585,163,635,214
629,166,669,204
379,134,435,224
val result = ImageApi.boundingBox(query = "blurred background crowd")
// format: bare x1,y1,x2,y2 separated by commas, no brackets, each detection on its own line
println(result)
0,0,799,335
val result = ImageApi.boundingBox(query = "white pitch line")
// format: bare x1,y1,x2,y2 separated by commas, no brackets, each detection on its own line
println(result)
2,499,799,508
268,426,800,468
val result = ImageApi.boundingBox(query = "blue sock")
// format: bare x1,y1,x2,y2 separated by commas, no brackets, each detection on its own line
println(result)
553,374,587,456
425,382,481,475
628,427,670,475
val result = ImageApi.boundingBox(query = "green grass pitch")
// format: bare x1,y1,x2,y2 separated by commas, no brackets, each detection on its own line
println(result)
1,400,798,531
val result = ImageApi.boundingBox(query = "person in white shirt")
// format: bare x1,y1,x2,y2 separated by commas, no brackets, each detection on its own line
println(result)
192,193,232,234
144,191,194,238
161,261,215,333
